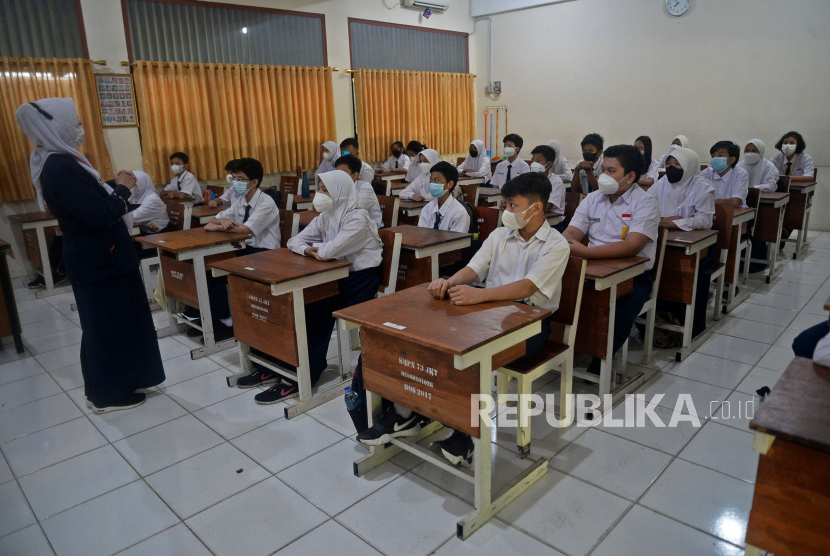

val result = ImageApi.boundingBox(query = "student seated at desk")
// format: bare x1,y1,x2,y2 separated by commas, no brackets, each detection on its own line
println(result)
490,133,530,188
418,162,470,232
315,141,340,177
658,135,689,169
377,141,410,174
771,131,814,183
357,173,569,466
339,137,375,184
738,139,779,193
563,144,661,375
399,149,442,201
402,141,426,183
530,145,566,231
456,139,492,182
635,136,660,188
547,140,573,183
700,141,748,208
129,171,169,235
159,151,202,205
572,133,604,194
200,158,280,342
649,147,716,338
245,171,382,404
336,155,384,229
208,159,241,208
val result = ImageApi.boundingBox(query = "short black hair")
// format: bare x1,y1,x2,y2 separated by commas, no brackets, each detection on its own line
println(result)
775,131,806,154
710,141,740,167
530,145,556,163
233,157,264,185
391,141,404,149
503,133,523,150
340,137,359,151
430,161,458,189
224,159,239,172
170,152,189,164
334,154,362,177
635,136,652,174
501,172,551,206
406,140,426,154
603,145,643,183
581,133,604,151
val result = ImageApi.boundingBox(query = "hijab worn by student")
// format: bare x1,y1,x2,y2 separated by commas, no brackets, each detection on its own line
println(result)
317,141,341,175
418,149,442,173
547,140,563,164
742,139,774,186
461,140,486,167
315,170,382,246
667,147,700,189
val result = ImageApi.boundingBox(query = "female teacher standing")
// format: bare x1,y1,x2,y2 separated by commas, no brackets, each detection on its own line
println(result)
16,98,165,413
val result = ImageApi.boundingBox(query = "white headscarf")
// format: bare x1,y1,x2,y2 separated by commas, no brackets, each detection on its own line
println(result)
418,149,442,168
742,139,771,186
673,135,689,149
666,147,700,189
15,98,100,210
547,140,563,163
460,140,486,168
316,140,341,175
131,171,155,204
316,170,382,245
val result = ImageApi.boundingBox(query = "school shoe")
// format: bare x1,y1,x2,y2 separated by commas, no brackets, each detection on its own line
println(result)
254,381,299,405
186,320,203,337
53,273,69,287
236,368,279,389
355,405,421,446
92,392,146,414
432,430,473,467
26,276,45,290
206,322,234,342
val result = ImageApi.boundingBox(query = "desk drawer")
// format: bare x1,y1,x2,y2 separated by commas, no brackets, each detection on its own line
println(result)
159,256,199,308
228,275,339,331
396,251,432,291
657,249,699,305
22,227,58,270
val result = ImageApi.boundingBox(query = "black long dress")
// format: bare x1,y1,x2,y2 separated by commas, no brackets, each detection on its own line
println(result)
40,154,164,406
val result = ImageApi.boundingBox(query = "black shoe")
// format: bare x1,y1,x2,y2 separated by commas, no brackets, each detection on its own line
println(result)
92,392,146,414
432,430,473,467
586,357,601,376
183,306,200,319
26,276,45,290
53,273,69,287
210,322,234,342
186,320,203,337
255,381,299,405
236,368,279,389
356,406,421,446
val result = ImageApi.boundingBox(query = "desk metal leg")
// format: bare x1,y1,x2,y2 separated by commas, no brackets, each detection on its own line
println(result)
226,341,254,387
792,193,812,259
430,255,440,281
723,226,750,313
598,285,617,412
156,295,186,338
674,251,711,362
764,208,787,283
336,319,352,379
188,254,236,359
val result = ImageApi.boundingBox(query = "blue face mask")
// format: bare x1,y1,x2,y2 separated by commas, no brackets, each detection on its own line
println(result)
710,157,729,173
232,179,251,196
341,150,350,156
428,182,448,198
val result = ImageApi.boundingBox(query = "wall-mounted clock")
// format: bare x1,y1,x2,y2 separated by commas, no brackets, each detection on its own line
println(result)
666,0,691,16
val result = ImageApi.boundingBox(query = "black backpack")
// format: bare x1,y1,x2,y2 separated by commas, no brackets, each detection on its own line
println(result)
262,186,281,209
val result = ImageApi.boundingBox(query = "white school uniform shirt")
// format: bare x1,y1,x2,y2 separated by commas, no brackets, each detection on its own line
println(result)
574,155,603,194
643,159,660,183
164,170,202,204
546,141,573,182
699,166,749,208
216,189,281,250
547,172,566,213
457,140,492,181
356,179,384,229
649,175,716,231
128,171,168,233
467,220,570,312
382,153,410,170
813,329,830,367
218,187,240,206
570,185,661,270
490,157,530,188
770,152,815,178
418,195,470,233
738,159,778,192
404,158,421,183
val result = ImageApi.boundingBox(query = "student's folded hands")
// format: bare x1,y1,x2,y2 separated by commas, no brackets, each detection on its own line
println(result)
428,278,451,299
304,246,324,261
448,285,485,306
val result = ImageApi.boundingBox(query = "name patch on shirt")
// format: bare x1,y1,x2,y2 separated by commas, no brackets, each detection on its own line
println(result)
589,217,601,223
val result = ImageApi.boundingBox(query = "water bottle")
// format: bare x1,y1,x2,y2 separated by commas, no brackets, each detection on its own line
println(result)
301,170,310,198
344,386,361,411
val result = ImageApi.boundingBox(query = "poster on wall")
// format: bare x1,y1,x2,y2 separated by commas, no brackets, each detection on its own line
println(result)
94,74,138,128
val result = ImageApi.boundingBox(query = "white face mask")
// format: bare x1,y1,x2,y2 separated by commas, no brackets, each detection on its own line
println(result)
503,146,516,158
419,162,432,175
75,124,85,147
781,143,796,156
312,192,334,212
171,164,184,175
597,173,625,195
744,152,761,165
529,162,548,174
670,144,680,151
322,152,332,160
501,203,537,230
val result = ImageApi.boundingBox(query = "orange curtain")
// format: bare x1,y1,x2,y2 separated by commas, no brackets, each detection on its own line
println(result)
133,61,336,185
0,57,113,203
354,69,475,163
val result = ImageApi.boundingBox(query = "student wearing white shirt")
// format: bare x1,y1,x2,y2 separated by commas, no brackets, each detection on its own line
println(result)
770,131,814,182
649,147,716,338
658,135,689,169
530,144,566,231
160,151,202,204
129,171,169,235
572,133,604,195
399,149,442,201
403,140,427,183
208,159,240,208
358,173,569,466
456,139,492,182
377,141,410,175
547,140,573,183
336,155,384,229
490,134,529,188
338,137,375,185
315,140,340,177
635,136,660,188
418,162,470,233
700,141,748,208
738,139,778,193
564,145,661,375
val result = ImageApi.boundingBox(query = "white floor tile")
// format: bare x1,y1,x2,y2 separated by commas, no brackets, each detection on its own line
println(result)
17,306,63,326
66,386,93,415
736,366,783,396
307,396,359,437
193,388,284,440
18,445,139,520
747,291,810,311
35,344,81,371
156,336,192,361
712,391,760,432
774,327,802,348
0,356,45,386
667,352,753,389
636,373,731,417
494,410,586,460
41,480,179,556
598,403,704,455
113,414,224,476
788,312,824,331
186,477,328,556
800,296,830,315
757,280,820,298
118,523,212,556
15,299,52,314
21,315,77,340
49,363,84,391
710,317,785,345
163,368,242,412
728,302,799,327
274,520,384,556
697,334,771,365
0,480,37,537
0,450,12,484
0,347,33,367
678,421,758,483
25,326,83,354
0,392,82,444
14,288,37,302
433,518,566,556
88,391,188,442
44,291,76,307
158,353,221,387
0,372,62,411
0,523,56,555
755,345,795,372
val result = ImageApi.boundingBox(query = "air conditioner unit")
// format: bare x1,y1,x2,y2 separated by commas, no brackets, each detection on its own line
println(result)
402,0,449,12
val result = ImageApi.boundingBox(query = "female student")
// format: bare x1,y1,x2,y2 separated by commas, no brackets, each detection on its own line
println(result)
315,141,341,176
130,171,169,235
253,170,383,404
546,140,573,182
737,139,778,192
377,141,410,174
658,135,689,169
404,141,427,183
770,131,814,182
399,149,442,201
456,139,492,182
635,136,660,187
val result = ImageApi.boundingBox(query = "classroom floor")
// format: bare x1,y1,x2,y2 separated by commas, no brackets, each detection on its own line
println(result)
1,234,826,556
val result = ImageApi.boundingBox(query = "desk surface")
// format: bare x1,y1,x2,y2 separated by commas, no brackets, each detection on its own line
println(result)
385,225,472,249
399,200,429,211
733,207,756,220
760,192,790,202
750,357,830,455
9,211,55,223
585,257,649,280
136,227,249,252
211,248,352,285
191,205,224,219
298,211,319,227
376,173,406,181
666,229,718,246
787,181,817,190
334,283,550,356
294,193,315,203
478,187,501,197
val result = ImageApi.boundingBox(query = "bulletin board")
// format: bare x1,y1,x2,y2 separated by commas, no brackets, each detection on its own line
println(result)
94,73,138,128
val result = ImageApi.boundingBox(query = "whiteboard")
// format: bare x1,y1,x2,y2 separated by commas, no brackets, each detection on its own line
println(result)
470,0,574,18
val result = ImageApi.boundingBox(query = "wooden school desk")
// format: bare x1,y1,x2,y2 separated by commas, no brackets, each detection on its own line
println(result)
656,229,719,361
0,240,23,354
298,210,319,230
477,187,502,207
752,192,790,283
376,173,406,196
191,205,224,226
386,225,472,284
722,206,756,312
211,249,353,418
782,179,817,259
545,212,563,226
458,176,486,186
165,199,195,230
334,284,551,539
137,227,249,359
397,200,429,226
8,212,70,298
293,193,315,211
746,357,830,556
573,257,649,412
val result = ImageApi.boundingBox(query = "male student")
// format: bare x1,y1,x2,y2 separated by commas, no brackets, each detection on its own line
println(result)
572,133,604,195
563,145,661,374
489,134,529,188
340,137,375,183
699,141,748,208
336,155,384,229
208,159,240,208
376,141,410,174
530,144,566,227
160,151,202,204
418,161,470,232
200,158,280,341
357,173,570,467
